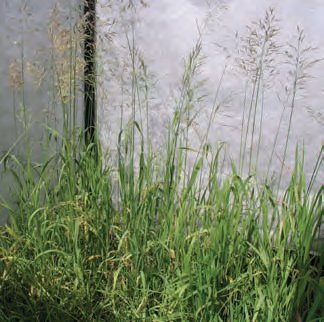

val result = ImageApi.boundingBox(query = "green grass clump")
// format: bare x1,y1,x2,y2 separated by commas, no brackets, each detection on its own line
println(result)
0,121,323,321
0,4,323,322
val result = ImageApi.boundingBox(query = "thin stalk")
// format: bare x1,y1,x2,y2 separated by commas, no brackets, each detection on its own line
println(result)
255,75,265,173
239,82,248,174
277,60,299,193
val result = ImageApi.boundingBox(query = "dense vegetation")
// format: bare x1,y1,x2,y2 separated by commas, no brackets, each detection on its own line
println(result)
0,3,323,321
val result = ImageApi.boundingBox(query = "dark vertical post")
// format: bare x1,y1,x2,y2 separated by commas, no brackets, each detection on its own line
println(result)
84,0,96,146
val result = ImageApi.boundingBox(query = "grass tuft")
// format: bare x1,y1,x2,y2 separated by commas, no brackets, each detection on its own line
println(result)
0,2,323,321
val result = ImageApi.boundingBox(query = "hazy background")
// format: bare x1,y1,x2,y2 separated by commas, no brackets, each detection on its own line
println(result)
98,0,323,190
0,0,82,224
0,0,323,225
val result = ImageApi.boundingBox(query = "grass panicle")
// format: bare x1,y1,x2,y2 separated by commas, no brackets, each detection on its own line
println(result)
0,2,323,321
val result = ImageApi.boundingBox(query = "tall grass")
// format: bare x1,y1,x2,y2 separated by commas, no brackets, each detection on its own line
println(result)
0,3,323,321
